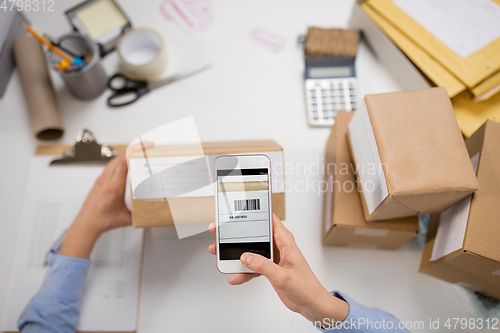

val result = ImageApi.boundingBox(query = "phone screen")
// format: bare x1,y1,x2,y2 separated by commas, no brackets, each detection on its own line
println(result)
217,168,271,260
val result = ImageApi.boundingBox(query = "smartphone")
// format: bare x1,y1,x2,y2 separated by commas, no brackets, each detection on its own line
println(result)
215,154,273,274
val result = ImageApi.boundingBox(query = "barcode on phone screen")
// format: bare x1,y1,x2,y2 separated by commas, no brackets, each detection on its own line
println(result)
234,199,260,211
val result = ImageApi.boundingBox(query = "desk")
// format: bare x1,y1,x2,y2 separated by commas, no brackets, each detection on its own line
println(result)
0,1,474,332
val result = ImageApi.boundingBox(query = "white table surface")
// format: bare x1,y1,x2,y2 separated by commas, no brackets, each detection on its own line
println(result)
0,1,482,332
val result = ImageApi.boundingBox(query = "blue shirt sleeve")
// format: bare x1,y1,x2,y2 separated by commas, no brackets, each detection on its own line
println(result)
317,291,410,333
18,254,90,333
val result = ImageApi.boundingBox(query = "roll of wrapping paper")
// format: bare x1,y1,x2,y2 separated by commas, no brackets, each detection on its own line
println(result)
13,35,64,140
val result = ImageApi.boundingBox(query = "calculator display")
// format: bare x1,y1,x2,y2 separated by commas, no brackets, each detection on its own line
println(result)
308,66,352,79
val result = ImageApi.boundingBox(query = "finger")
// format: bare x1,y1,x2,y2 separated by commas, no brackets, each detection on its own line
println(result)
208,223,216,234
126,141,155,154
111,153,128,184
106,156,121,186
228,273,261,285
99,151,120,179
240,252,284,280
272,213,287,233
272,214,295,248
115,210,132,228
273,239,280,265
208,244,216,255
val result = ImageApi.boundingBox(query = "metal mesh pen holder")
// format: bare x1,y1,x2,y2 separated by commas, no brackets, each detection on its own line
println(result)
48,33,108,100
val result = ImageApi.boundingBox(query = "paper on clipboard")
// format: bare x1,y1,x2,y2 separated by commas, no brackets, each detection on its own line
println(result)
1,153,143,332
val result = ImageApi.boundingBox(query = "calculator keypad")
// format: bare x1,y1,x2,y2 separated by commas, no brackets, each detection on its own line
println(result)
305,78,359,126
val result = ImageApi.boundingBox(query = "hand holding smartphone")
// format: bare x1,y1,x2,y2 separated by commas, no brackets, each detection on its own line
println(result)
208,209,350,326
214,155,273,274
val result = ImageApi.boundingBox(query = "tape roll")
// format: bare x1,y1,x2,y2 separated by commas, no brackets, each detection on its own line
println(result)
117,28,167,81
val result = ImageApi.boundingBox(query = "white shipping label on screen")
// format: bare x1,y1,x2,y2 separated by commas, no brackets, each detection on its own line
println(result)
129,151,284,199
430,153,480,261
218,190,270,244
348,100,388,214
394,0,500,58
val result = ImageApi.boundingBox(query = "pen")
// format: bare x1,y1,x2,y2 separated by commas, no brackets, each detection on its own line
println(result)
43,228,68,267
44,34,84,59
21,23,84,66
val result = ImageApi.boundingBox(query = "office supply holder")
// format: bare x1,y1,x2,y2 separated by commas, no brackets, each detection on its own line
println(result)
50,129,119,165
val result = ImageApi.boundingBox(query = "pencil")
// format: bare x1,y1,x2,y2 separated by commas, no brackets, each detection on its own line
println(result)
21,23,83,65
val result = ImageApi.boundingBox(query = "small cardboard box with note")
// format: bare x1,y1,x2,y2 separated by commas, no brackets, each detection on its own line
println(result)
420,120,500,300
128,140,285,228
347,87,479,221
323,112,418,249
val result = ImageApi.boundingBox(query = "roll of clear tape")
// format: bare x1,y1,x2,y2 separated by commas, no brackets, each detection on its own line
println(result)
13,36,64,141
117,28,167,81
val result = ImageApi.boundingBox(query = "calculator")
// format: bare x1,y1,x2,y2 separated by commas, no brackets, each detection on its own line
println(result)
304,57,359,127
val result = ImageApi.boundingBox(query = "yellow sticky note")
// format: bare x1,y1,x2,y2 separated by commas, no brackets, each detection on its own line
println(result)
75,0,128,40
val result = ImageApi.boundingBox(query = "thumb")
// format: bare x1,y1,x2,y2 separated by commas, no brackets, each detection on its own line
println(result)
241,253,283,280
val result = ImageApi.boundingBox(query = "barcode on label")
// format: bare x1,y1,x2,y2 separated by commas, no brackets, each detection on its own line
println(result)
234,199,260,211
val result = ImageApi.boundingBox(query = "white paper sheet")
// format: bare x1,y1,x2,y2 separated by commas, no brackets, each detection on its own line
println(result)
394,0,500,58
348,99,389,214
430,153,480,261
2,156,143,332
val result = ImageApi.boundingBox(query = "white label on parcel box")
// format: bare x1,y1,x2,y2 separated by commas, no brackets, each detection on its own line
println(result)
348,99,389,214
394,0,500,58
324,173,334,234
348,243,378,249
430,153,480,261
129,151,284,199
354,228,389,237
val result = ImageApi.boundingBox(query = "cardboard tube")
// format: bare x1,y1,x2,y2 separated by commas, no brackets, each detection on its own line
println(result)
13,35,64,140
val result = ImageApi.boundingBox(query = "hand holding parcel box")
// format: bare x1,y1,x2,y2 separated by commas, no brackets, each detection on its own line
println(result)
128,140,285,229
347,88,479,221
323,112,419,249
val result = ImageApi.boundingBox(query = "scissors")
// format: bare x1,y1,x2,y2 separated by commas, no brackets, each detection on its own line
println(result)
107,64,211,107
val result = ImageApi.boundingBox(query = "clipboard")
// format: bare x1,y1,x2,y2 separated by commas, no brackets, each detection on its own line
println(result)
367,0,500,89
2,129,142,333
36,129,123,164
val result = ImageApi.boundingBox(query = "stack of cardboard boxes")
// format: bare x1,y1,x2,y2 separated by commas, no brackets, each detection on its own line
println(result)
323,87,479,248
419,120,500,300
324,87,500,299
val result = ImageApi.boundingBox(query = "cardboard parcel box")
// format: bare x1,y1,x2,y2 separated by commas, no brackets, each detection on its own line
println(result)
347,88,479,221
323,112,419,249
420,120,500,300
128,140,285,228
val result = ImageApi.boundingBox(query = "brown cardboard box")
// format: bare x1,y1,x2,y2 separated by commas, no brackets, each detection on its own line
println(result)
419,120,500,300
129,140,285,228
323,112,419,249
347,87,479,221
